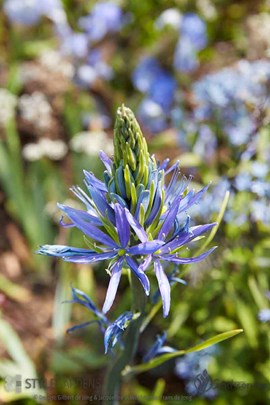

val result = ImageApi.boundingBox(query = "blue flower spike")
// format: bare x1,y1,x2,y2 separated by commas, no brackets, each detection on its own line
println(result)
37,105,217,320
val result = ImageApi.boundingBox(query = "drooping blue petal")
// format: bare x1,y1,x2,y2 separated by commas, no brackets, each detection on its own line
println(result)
99,150,112,174
128,240,164,255
57,203,118,248
124,208,148,242
125,256,150,295
83,170,107,192
114,204,130,248
161,246,217,264
104,311,133,353
154,261,171,317
65,287,108,323
102,258,124,314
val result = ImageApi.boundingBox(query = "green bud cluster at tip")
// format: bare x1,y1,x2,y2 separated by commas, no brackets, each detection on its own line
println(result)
113,105,150,189
107,104,165,230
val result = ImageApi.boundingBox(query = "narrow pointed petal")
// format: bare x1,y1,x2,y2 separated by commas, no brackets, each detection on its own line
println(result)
154,261,171,318
165,160,179,175
83,170,107,192
70,185,98,215
145,182,162,226
134,190,150,220
124,208,148,242
128,240,164,255
159,158,170,171
62,251,117,263
58,203,102,226
126,256,150,295
178,184,209,214
57,203,118,248
102,259,123,314
161,246,217,264
114,203,130,247
67,320,100,334
158,196,182,240
143,331,167,362
99,150,113,174
138,255,152,272
85,184,115,223
161,222,216,254
36,244,95,257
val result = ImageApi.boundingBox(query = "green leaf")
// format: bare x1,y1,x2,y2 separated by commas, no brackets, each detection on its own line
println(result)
0,318,35,374
122,329,243,377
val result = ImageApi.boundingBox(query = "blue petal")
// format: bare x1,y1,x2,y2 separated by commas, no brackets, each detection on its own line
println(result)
143,331,167,362
154,261,171,317
104,311,133,353
36,244,95,257
145,181,162,226
70,185,99,216
65,287,108,324
134,190,150,220
161,223,216,253
67,320,100,334
138,255,152,272
125,256,150,295
99,150,112,173
158,195,182,240
164,160,179,175
61,251,117,263
159,158,170,171
102,258,124,314
110,192,128,207
128,240,164,255
83,170,107,192
57,203,118,248
59,203,102,226
114,204,130,248
85,184,115,223
178,184,209,214
116,166,127,199
124,208,148,242
161,246,217,264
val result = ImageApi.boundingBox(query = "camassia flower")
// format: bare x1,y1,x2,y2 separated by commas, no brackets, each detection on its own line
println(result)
38,105,217,319
38,202,163,314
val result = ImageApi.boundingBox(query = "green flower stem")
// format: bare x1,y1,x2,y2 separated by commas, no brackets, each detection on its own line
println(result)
102,271,146,404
